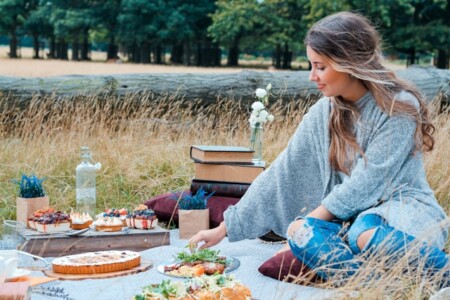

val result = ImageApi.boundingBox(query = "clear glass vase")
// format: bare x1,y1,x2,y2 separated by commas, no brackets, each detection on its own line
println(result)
250,123,264,164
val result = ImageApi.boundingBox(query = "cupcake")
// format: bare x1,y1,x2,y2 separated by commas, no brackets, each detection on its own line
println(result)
126,204,158,230
70,211,94,230
93,216,124,232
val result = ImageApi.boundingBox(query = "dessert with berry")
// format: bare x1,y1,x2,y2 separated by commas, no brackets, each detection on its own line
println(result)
28,207,56,229
35,211,71,233
126,204,158,230
102,208,128,225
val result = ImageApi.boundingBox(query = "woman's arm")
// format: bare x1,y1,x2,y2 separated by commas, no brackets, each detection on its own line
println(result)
189,221,227,250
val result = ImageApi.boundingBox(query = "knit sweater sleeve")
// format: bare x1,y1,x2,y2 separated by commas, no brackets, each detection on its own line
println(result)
321,113,417,220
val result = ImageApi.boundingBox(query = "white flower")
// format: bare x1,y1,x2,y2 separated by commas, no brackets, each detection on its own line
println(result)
255,88,267,99
257,110,269,122
251,101,265,112
249,83,274,125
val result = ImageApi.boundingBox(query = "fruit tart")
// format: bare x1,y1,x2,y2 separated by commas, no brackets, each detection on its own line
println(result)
92,216,124,232
35,211,71,233
126,204,158,230
28,207,56,229
102,207,128,225
70,211,93,230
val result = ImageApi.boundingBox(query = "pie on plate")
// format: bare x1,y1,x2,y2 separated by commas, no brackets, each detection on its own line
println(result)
52,250,141,274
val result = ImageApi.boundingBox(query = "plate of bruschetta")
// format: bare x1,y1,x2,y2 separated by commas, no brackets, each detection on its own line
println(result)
158,248,240,278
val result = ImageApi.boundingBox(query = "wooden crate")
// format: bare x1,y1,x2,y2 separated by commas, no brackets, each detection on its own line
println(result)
21,226,170,257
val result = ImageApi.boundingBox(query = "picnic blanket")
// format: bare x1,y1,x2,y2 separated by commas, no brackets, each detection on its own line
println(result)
28,230,334,300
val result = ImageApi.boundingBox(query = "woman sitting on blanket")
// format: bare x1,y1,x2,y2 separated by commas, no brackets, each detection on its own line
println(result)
190,11,449,285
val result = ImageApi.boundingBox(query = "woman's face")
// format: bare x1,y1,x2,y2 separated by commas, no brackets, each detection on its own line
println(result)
306,46,364,102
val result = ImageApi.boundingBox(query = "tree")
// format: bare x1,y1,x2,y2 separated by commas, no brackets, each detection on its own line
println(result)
0,0,28,58
208,0,261,66
91,0,122,60
117,0,165,63
24,0,54,59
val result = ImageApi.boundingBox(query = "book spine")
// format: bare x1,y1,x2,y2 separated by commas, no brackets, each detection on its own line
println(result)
190,180,250,198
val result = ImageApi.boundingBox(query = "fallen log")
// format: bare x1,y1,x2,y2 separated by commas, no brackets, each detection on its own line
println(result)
0,66,448,106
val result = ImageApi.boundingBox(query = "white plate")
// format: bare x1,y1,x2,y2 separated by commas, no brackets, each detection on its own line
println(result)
158,256,240,278
6,268,32,281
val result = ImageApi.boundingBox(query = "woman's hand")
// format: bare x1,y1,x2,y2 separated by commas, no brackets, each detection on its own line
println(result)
189,221,227,250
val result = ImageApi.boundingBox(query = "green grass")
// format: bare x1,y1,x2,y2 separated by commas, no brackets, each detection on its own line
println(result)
0,92,448,298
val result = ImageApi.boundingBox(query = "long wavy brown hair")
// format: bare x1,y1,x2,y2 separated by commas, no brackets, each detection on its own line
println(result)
305,11,435,175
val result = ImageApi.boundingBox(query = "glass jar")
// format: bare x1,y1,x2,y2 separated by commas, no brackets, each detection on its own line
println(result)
249,123,264,163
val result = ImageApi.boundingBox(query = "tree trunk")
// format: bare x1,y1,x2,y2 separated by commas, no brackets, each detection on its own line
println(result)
72,37,80,61
32,33,40,59
9,19,18,59
436,49,449,69
81,29,90,61
107,35,118,60
408,48,416,66
154,45,162,64
227,38,239,66
282,43,292,70
171,44,183,64
183,40,191,66
1,68,448,106
140,42,150,64
48,36,56,59
274,44,281,69
213,43,221,66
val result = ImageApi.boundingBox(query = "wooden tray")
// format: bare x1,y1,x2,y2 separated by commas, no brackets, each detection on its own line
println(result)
21,226,170,257
43,260,153,280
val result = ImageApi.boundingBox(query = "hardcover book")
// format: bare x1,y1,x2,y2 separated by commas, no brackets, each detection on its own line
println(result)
194,162,265,184
190,179,251,198
190,145,254,164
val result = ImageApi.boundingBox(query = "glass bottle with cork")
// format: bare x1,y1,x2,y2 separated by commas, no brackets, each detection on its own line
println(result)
76,146,101,218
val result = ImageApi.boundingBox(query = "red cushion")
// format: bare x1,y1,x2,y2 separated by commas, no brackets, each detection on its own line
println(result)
145,192,240,228
258,250,317,283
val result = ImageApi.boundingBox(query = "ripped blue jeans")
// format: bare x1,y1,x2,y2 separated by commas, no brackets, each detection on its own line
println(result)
288,214,449,283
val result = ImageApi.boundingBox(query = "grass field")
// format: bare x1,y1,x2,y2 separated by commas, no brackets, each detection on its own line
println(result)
0,51,448,298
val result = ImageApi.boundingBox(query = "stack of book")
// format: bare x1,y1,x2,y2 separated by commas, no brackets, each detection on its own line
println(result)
189,145,265,198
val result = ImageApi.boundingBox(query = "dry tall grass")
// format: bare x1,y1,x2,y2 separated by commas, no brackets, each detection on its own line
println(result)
0,93,448,298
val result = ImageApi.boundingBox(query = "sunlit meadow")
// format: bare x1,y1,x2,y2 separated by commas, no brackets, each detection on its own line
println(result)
0,90,448,298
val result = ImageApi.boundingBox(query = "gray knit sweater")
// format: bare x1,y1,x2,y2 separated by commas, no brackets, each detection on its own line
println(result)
224,91,448,249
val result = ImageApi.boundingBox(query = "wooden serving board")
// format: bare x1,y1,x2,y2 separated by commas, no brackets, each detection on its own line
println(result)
43,260,153,280
21,226,170,257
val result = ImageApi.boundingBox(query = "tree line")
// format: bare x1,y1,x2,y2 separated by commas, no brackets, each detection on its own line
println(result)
0,0,448,69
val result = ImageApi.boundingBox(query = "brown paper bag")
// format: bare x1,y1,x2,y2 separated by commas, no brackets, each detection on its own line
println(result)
16,196,49,226
178,209,209,239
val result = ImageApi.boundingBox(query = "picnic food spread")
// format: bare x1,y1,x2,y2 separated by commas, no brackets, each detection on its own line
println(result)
163,249,228,277
126,204,158,230
52,250,141,274
134,274,252,300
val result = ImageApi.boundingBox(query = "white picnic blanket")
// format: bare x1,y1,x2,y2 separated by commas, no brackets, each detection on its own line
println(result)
28,230,333,300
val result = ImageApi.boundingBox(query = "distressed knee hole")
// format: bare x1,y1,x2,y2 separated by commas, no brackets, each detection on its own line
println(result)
357,229,376,251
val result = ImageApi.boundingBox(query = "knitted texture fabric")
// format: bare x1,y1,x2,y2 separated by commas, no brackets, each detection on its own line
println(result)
224,91,448,249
